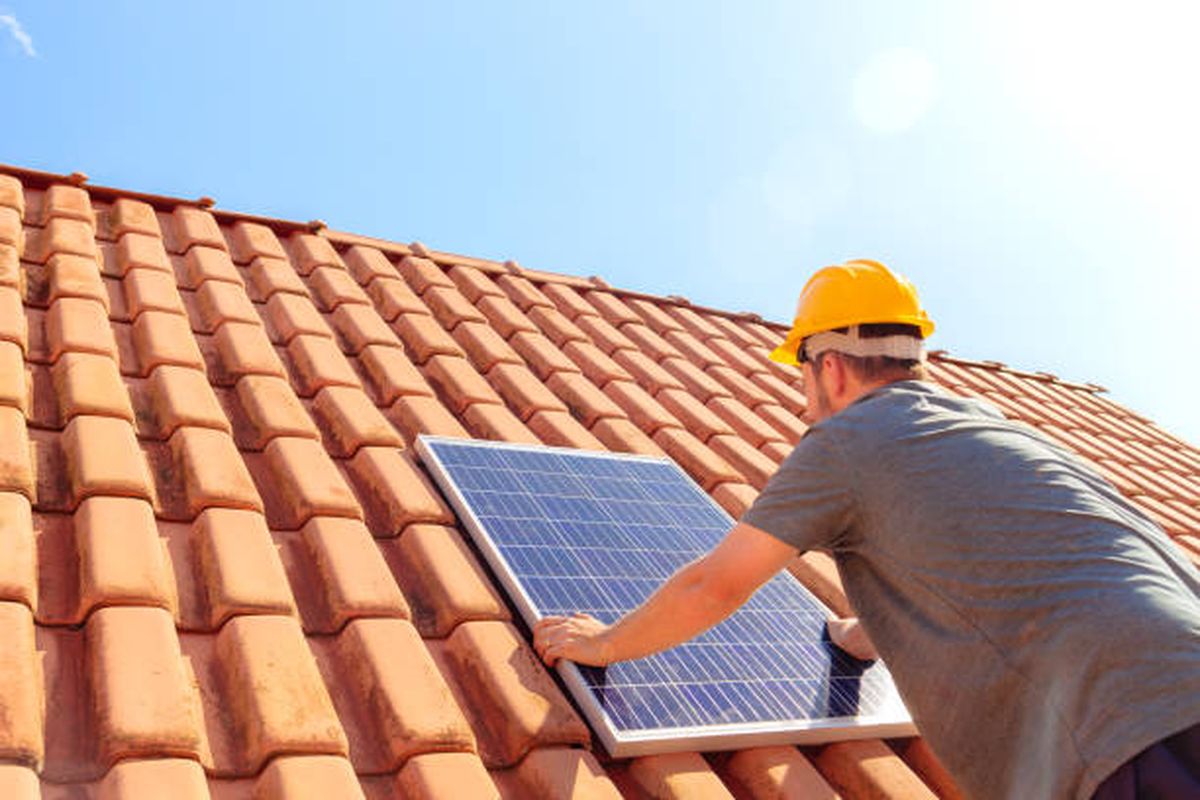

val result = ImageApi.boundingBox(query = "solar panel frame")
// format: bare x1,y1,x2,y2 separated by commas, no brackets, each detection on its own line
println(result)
415,435,915,756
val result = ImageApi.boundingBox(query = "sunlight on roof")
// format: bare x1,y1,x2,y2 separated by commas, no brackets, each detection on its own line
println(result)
852,48,938,135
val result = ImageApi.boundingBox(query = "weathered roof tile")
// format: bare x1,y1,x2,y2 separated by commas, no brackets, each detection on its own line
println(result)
527,408,605,450
0,408,33,499
299,516,410,630
462,402,541,444
286,334,361,396
0,288,27,355
193,507,296,626
812,740,937,800
546,371,626,426
527,305,588,346
384,524,508,638
424,355,503,414
399,256,455,293
342,244,396,284
626,752,736,799
542,281,598,319
346,447,454,535
124,268,185,317
51,352,134,423
47,253,108,310
510,747,622,799
653,426,742,490
334,617,475,769
195,280,259,331
108,198,161,239
263,292,333,344
252,755,364,800
182,246,241,288
0,494,35,611
131,311,204,375
232,374,319,449
575,314,636,354
367,277,426,320
247,255,306,300
212,321,287,384
87,606,202,769
229,221,285,264
63,415,152,504
312,385,403,457
478,294,538,338
605,379,680,435
509,330,581,379
310,266,371,311
261,435,361,528
591,416,666,457
497,274,554,311
448,264,504,302
718,746,837,799
0,175,26,215
47,297,117,362
396,751,500,799
211,614,348,773
488,362,568,421
0,602,42,768
394,313,465,364
330,303,402,354
170,207,225,253
453,321,523,373
387,394,470,442
359,344,433,405
443,621,590,767
424,285,487,330
709,434,778,489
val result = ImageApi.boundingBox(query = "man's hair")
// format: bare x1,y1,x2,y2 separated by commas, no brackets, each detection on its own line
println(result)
809,323,929,382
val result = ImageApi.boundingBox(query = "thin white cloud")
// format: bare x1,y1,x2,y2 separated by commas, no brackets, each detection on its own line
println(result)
0,13,35,57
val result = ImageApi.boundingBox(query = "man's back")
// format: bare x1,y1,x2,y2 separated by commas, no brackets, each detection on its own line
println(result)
743,380,1200,800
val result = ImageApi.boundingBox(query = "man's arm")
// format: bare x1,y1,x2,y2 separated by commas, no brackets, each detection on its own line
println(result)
533,522,799,666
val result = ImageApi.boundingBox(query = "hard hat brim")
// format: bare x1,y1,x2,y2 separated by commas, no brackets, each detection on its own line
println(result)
768,315,935,367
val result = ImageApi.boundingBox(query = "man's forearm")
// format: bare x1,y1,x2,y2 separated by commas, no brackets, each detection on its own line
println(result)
599,558,747,663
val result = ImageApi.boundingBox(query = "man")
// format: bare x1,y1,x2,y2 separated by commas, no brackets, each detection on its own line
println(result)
533,260,1200,799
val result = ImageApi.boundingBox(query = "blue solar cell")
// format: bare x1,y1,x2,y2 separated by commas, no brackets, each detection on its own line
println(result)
416,436,913,755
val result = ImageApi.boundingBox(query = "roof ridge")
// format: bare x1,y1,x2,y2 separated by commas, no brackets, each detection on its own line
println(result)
0,162,319,236
927,351,1106,395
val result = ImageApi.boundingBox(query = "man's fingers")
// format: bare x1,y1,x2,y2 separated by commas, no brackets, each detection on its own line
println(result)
533,616,570,664
533,611,610,667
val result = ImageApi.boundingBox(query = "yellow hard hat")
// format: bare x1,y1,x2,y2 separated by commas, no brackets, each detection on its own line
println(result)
769,259,935,366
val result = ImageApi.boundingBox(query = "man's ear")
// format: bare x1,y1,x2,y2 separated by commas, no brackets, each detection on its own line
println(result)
821,352,847,394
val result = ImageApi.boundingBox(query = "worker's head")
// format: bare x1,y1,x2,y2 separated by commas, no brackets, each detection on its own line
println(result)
770,259,934,422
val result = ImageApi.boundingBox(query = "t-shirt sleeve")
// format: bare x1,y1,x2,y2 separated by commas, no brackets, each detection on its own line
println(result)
740,428,856,552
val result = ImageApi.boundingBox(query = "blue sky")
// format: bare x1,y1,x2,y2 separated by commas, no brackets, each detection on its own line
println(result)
3,2,1197,442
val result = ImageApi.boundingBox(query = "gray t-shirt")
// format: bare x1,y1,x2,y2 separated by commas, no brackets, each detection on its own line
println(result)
742,380,1200,800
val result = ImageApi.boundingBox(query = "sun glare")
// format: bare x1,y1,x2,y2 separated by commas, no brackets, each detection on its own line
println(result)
992,1,1200,242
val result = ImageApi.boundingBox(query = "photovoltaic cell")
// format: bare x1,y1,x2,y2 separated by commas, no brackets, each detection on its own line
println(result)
416,436,913,756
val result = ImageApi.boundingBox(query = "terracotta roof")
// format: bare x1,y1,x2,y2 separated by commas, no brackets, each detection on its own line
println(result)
1,163,1197,799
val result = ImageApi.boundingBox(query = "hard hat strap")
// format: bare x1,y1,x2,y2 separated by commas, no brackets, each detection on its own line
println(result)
802,327,924,362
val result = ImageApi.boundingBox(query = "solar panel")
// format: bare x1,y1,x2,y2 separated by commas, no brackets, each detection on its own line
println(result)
415,435,914,756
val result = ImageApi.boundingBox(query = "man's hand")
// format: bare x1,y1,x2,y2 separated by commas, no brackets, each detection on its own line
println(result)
533,612,612,667
828,617,878,661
